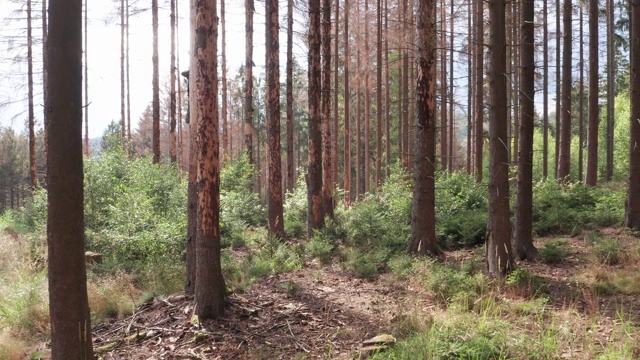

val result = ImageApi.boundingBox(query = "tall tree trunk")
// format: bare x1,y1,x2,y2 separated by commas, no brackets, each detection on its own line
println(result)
343,0,351,206
606,0,614,182
474,0,484,183
557,0,572,180
194,0,225,320
543,0,549,178
356,1,362,200
46,0,94,353
126,0,132,155
120,0,126,149
375,0,382,190
513,0,537,260
245,0,254,166
221,0,229,163
402,0,409,170
586,0,599,185
309,0,325,235
364,0,371,193
333,0,340,193
266,0,285,237
555,0,561,178
286,0,294,192
322,0,334,217
410,0,442,257
384,0,390,178
448,0,454,171
177,1,184,168
170,0,177,163
84,0,89,157
152,0,160,163
185,71,196,295
578,5,584,181
43,0,49,164
486,0,514,276
27,0,36,188
625,0,640,229
467,0,473,174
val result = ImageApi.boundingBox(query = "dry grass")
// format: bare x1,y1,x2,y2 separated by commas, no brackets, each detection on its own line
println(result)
0,330,26,360
87,271,141,320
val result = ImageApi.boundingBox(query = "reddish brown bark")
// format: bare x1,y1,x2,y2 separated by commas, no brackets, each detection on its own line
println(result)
625,0,640,229
558,0,573,180
266,0,285,237
474,0,484,183
286,0,294,192
586,0,599,186
194,0,225,319
221,0,229,163
322,0,334,218
27,0,36,188
244,0,254,165
152,0,160,163
170,0,177,163
309,0,325,235
343,0,351,206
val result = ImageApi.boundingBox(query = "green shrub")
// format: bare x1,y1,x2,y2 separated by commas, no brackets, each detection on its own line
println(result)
342,248,388,279
284,174,308,238
594,239,623,265
387,254,417,279
305,230,334,264
506,267,549,297
538,239,568,264
12,187,47,232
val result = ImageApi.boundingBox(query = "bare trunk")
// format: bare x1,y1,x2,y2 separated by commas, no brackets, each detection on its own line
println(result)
402,0,409,170
152,0,160,163
606,0,614,181
344,0,351,206
474,0,484,183
448,0,454,170
364,0,371,194
333,0,340,196
322,0,334,217
625,0,640,229
555,0,561,178
126,0,132,156
43,0,49,164
578,5,584,181
557,0,572,180
27,0,36,188
376,0,382,190
221,0,229,162
194,0,225,319
286,0,294,192
309,0,325,234
170,0,177,163
585,0,599,186
46,0,94,353
410,0,442,257
543,0,549,178
513,0,537,260
266,0,285,237
384,0,390,178
486,0,514,276
121,0,126,149
245,0,254,166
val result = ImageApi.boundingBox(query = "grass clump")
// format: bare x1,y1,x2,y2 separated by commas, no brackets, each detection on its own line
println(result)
305,230,334,265
506,267,549,298
593,238,624,265
538,239,568,264
86,272,140,321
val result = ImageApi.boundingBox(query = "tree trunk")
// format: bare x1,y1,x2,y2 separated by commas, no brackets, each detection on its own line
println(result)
84,0,89,157
194,0,225,319
221,0,229,163
410,0,442,257
43,0,49,164
449,0,454,171
557,0,572,180
126,0,132,155
152,0,160,163
183,68,196,293
384,0,390,178
309,0,325,235
474,0,484,183
467,0,473,174
27,0,36,188
625,0,640,229
46,0,94,354
245,0,254,165
513,0,537,260
578,5,584,181
402,0,409,170
486,0,514,276
543,0,549,178
286,0,294,192
555,0,561,178
322,0,334,218
364,0,371,194
585,0,599,186
170,0,177,163
606,0,614,181
344,0,351,206
266,0,285,237
333,0,340,196
120,0,126,149
376,0,382,190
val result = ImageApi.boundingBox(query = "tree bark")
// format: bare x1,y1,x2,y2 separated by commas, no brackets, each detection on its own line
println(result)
344,0,351,206
333,0,340,196
543,0,549,178
625,0,640,229
606,0,614,181
266,0,285,237
221,0,229,163
121,0,126,149
46,0,94,354
513,0,537,260
286,0,294,192
579,5,584,181
384,0,390,178
170,0,177,163
474,0,484,183
486,0,514,276
449,0,454,171
557,0,572,180
376,0,382,190
364,0,371,194
126,0,132,156
402,0,409,170
410,0,442,257
194,0,225,319
245,0,254,165
27,0,36,188
152,0,160,163
309,0,325,235
586,0,599,186
322,0,334,218
43,0,49,164
555,0,561,179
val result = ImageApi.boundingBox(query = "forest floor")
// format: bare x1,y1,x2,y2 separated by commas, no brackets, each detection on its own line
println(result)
89,227,640,359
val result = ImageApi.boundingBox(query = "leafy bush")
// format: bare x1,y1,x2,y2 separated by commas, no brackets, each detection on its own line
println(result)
305,230,334,264
538,239,568,264
220,153,266,229
341,248,388,279
284,173,308,238
12,187,47,232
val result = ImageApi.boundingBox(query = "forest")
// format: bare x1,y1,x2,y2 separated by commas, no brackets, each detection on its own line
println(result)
1,0,640,358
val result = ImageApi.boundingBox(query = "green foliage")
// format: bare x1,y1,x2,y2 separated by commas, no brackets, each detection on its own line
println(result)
506,267,549,297
12,187,47,232
305,230,334,264
387,254,417,279
593,239,623,265
538,239,568,264
284,173,308,238
435,172,488,248
341,248,388,279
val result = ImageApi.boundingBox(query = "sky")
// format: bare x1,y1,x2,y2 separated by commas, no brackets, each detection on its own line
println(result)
0,0,308,138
